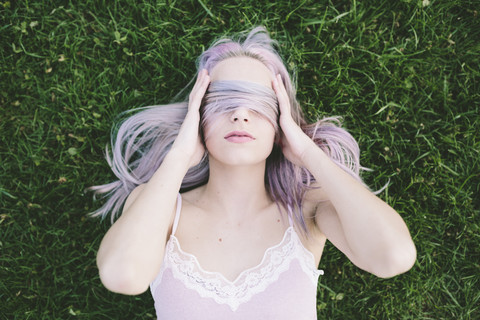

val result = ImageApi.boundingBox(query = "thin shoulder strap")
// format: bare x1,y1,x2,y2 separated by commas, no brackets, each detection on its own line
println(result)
171,193,182,236
287,204,294,227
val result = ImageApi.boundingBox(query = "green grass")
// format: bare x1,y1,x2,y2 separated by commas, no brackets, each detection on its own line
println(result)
1,0,479,318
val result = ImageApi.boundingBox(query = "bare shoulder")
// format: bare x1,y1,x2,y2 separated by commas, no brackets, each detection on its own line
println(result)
180,186,201,202
303,183,338,231
179,185,208,209
303,182,328,223
303,183,341,242
298,183,330,263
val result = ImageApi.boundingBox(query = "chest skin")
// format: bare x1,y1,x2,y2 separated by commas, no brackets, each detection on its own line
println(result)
173,190,326,282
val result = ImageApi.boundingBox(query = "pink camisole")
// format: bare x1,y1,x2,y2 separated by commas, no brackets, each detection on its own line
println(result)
150,194,324,319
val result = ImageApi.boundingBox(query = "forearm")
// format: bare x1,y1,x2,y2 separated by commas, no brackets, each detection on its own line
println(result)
303,145,416,276
97,150,190,294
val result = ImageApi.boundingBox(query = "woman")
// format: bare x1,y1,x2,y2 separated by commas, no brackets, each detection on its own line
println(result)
91,27,416,319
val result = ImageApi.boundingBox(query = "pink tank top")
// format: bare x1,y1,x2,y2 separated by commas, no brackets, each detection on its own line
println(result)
150,194,324,319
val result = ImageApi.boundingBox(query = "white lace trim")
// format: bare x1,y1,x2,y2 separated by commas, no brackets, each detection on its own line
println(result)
157,227,323,312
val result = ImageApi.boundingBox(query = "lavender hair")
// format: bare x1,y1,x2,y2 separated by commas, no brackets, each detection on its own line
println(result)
89,26,369,235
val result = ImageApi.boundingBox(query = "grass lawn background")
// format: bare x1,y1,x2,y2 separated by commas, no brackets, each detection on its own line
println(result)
1,0,479,319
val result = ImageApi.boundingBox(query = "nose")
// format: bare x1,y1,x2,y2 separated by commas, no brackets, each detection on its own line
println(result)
230,108,250,123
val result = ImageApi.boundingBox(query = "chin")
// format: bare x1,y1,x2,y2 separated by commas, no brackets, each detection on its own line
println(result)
208,149,272,167
205,140,274,167
212,154,268,167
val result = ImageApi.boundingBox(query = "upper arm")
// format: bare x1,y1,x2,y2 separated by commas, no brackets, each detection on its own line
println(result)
98,184,177,294
314,202,355,260
306,183,416,278
122,184,146,214
306,185,367,271
122,183,177,236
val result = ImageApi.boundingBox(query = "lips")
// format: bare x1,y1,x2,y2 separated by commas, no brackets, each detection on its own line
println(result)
224,131,255,143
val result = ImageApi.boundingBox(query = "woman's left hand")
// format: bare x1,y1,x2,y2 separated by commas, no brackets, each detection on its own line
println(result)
272,74,316,167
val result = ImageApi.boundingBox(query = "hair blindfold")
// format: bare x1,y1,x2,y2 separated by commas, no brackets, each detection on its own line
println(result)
200,81,279,137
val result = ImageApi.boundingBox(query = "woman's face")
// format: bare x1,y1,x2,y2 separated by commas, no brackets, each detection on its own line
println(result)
204,57,277,166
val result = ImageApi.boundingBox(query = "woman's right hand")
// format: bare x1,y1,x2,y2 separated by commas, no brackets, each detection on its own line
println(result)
170,69,210,168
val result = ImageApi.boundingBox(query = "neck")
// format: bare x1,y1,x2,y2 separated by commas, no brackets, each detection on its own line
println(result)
202,157,272,221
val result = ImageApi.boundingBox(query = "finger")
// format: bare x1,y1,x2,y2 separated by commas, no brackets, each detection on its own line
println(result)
197,71,210,97
200,70,210,90
272,74,291,115
273,75,289,112
192,69,208,92
189,70,210,109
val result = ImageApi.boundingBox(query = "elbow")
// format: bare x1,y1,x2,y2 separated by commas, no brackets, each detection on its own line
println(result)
373,243,417,279
98,262,150,295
